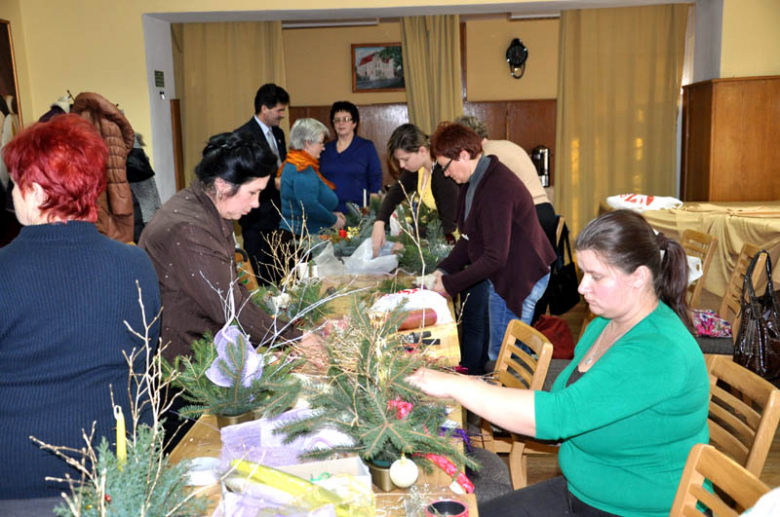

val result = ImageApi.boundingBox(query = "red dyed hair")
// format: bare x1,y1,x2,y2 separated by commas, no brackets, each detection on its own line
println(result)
4,114,108,222
430,122,483,160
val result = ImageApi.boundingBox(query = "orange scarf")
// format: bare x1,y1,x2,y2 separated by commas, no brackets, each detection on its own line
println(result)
276,149,336,190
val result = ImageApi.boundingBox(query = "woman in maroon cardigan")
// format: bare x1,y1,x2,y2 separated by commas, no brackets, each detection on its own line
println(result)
430,123,556,360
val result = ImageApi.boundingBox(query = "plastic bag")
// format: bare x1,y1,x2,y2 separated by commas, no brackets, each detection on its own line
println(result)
370,288,453,324
312,242,346,278
343,238,397,275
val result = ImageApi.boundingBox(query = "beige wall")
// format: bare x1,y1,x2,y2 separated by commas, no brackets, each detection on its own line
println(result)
0,0,31,127
7,0,778,166
721,0,780,78
10,0,543,160
466,18,559,101
284,22,406,106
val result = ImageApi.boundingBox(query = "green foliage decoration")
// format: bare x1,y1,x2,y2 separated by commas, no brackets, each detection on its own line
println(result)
163,330,302,419
276,299,477,473
52,425,207,517
251,278,333,328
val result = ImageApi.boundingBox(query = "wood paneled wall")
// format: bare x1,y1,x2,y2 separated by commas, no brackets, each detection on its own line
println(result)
290,99,556,188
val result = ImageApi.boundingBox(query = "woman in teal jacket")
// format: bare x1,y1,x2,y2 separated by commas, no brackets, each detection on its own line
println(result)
409,210,710,517
279,118,345,236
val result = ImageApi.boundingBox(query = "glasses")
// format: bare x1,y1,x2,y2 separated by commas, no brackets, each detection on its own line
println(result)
440,158,454,174
332,116,353,124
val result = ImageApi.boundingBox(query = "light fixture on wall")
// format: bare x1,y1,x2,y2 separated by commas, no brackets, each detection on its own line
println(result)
508,12,560,21
506,38,528,79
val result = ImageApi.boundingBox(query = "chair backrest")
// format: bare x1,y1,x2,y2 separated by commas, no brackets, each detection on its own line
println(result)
680,229,718,309
494,319,554,391
235,248,260,293
719,243,765,327
705,355,780,477
669,443,770,517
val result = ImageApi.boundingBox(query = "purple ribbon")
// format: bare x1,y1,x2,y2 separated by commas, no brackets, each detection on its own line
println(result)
440,426,472,453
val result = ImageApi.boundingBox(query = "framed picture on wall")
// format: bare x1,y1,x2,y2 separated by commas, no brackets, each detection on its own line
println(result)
0,19,22,137
351,43,405,93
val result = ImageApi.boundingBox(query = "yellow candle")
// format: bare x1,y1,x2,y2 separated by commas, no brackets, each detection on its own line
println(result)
114,405,127,470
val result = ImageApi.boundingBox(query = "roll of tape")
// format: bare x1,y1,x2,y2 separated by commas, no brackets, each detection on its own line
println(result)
425,499,469,517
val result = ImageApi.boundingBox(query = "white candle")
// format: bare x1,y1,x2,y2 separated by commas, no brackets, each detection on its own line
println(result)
363,189,367,208
114,405,127,470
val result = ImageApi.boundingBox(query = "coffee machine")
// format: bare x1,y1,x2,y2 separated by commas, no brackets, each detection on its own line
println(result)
531,146,550,187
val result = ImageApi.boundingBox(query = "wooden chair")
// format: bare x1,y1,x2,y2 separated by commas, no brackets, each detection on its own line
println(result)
680,229,718,309
705,355,780,477
235,248,260,292
479,319,555,489
670,444,770,516
719,243,766,336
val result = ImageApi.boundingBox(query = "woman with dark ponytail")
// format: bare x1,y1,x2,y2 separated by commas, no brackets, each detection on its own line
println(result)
407,210,710,517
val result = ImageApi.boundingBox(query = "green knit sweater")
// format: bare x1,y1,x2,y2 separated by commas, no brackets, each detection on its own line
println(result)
535,302,709,516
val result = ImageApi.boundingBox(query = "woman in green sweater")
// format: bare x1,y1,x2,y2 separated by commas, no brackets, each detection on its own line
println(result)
409,210,710,517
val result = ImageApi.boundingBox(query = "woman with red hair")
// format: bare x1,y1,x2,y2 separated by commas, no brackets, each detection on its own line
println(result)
0,114,160,510
428,122,556,361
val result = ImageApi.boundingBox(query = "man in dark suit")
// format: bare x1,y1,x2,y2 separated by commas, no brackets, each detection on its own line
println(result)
235,83,290,285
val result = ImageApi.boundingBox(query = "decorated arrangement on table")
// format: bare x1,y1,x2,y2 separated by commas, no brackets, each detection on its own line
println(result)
275,299,478,493
319,200,380,258
163,324,302,425
252,278,334,328
31,286,209,516
390,202,454,276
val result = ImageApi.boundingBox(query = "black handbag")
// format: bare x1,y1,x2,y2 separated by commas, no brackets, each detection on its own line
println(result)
547,222,581,316
733,250,780,380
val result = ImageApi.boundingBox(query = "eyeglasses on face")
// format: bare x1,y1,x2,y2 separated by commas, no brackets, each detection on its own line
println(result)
440,158,454,174
332,116,353,124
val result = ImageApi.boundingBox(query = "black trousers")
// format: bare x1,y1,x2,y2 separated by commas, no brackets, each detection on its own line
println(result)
243,228,285,286
459,279,491,375
478,476,619,517
532,202,558,322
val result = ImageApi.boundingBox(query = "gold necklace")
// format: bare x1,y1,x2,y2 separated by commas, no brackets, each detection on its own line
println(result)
582,323,625,367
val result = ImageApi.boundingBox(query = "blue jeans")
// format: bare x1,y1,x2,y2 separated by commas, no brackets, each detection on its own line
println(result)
488,272,551,360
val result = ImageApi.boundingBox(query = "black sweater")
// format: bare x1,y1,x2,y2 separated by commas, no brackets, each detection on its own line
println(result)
375,163,459,235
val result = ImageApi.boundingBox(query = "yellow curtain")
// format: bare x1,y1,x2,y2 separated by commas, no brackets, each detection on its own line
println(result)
400,15,463,135
555,4,689,235
173,22,287,187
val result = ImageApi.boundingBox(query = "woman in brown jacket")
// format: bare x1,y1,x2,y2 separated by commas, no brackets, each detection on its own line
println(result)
140,132,309,361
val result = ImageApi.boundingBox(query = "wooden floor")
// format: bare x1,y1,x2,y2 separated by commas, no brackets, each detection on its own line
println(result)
519,299,780,488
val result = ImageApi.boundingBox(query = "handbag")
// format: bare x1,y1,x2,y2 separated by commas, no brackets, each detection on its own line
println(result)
733,250,780,380
534,315,575,359
547,222,581,316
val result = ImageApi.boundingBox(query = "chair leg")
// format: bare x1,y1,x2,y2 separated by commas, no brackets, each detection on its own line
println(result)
479,417,497,453
509,441,528,490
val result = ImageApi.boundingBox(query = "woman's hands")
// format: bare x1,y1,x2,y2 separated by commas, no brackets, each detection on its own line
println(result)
431,270,447,296
333,212,346,230
371,221,386,257
405,367,457,399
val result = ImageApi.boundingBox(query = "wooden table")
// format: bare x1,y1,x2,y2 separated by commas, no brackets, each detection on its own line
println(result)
168,274,477,515
169,413,477,516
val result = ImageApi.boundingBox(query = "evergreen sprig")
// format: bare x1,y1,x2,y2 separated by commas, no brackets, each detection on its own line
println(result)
53,424,207,516
252,278,333,328
163,333,302,418
395,214,453,275
276,299,477,472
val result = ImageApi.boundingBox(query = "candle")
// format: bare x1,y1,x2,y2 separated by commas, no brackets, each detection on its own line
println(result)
114,405,127,470
363,189,367,208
